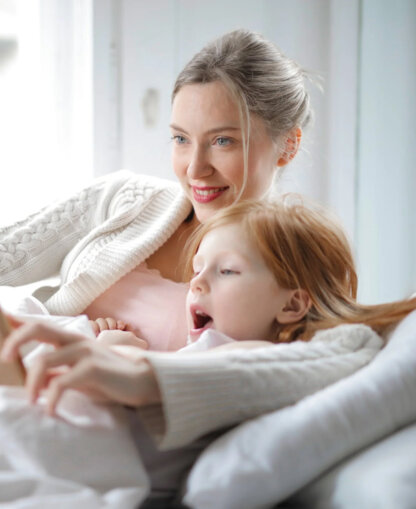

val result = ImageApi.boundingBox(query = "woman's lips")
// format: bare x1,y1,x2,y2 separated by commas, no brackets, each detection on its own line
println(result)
191,186,228,203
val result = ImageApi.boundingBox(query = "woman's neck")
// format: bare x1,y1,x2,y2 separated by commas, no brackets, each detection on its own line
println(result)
146,212,200,283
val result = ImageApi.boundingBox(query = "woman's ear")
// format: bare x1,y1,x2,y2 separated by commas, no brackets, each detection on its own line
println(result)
277,127,302,167
276,288,311,324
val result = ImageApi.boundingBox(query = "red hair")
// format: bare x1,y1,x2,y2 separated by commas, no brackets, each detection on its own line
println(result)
186,197,416,342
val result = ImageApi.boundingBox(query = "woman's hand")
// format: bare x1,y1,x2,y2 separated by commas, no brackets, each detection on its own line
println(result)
1,320,160,415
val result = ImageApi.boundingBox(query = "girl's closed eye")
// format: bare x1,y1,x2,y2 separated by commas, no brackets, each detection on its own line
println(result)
220,268,240,276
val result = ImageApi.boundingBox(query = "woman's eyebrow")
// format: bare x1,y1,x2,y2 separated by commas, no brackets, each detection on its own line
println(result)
169,124,240,135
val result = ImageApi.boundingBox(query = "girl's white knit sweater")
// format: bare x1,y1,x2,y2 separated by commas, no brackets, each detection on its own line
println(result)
0,171,383,449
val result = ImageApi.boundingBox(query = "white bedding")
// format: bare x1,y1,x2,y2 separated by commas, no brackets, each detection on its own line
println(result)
0,286,150,508
1,285,415,508
184,310,416,509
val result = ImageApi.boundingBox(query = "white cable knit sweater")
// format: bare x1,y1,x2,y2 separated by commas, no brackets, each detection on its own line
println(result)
0,170,191,316
140,324,383,449
0,171,383,451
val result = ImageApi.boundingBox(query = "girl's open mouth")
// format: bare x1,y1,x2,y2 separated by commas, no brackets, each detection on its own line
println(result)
190,308,213,337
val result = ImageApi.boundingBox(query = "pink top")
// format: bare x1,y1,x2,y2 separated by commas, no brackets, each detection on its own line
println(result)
83,263,189,351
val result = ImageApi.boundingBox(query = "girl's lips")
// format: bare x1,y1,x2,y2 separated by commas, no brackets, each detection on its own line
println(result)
191,186,228,204
189,305,213,338
189,321,213,339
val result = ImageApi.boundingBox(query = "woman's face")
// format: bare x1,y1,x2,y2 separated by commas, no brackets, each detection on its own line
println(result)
170,81,280,223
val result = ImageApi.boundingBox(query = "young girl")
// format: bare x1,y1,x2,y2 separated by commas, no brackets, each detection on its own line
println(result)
90,195,416,353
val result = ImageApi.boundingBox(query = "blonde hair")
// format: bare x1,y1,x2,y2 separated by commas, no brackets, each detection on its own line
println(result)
173,29,313,200
185,198,416,343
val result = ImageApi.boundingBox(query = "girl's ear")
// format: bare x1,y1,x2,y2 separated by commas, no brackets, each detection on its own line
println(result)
276,289,311,324
277,127,302,167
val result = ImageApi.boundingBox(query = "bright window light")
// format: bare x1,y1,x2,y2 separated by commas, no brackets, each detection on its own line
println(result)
0,0,93,227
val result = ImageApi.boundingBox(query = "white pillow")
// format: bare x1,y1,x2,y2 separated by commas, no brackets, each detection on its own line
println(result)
289,422,416,509
183,311,416,509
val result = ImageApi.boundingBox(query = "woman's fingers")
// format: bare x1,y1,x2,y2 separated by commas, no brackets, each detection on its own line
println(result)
26,342,93,403
46,358,98,415
45,354,160,414
1,321,85,361
5,314,23,329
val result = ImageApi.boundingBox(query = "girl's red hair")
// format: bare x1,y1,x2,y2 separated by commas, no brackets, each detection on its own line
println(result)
186,197,416,342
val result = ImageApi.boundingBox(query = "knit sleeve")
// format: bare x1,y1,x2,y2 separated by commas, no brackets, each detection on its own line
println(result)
138,324,383,450
0,171,137,286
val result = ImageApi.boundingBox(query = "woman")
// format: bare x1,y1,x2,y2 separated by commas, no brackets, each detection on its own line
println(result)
0,29,323,503
0,29,307,321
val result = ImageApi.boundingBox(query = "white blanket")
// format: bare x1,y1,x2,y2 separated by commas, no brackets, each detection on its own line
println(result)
0,286,150,508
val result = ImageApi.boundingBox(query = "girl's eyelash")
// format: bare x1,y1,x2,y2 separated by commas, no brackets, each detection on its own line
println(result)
220,269,239,275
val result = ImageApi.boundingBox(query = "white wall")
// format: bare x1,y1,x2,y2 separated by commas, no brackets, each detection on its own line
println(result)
94,0,416,303
356,0,416,302
2,0,414,304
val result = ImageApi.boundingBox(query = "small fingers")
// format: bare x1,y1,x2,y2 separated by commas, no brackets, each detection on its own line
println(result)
89,320,100,336
94,317,122,332
116,320,127,331
94,317,110,332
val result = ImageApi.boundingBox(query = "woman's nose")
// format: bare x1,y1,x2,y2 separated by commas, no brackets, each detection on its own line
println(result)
187,146,213,180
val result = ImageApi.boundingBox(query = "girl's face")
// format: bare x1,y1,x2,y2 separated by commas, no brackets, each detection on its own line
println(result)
171,81,280,223
186,222,293,342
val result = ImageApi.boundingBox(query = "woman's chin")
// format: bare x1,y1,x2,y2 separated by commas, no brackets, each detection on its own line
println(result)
192,197,233,223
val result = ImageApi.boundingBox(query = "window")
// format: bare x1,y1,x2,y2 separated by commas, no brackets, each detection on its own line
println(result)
0,0,93,226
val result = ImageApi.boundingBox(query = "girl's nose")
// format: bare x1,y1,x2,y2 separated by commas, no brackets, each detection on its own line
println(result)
187,146,213,180
190,272,209,294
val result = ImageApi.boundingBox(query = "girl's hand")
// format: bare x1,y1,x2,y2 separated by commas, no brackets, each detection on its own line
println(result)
89,317,132,336
0,320,160,415
96,330,149,349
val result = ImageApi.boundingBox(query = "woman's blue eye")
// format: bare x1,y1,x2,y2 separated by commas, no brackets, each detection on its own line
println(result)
172,135,187,144
215,137,232,146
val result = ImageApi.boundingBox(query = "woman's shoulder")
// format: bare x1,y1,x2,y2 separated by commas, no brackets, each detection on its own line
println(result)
104,170,182,193
103,170,189,218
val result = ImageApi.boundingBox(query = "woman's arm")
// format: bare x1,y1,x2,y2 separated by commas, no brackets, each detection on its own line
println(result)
0,320,160,414
0,171,136,286
140,324,383,449
1,320,382,451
